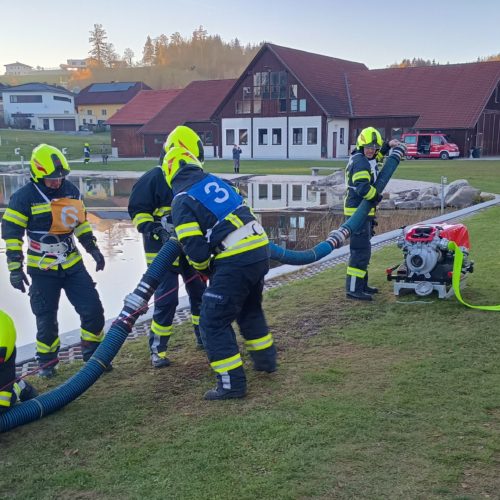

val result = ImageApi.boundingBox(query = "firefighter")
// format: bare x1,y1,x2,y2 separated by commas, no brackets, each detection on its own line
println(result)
0,310,38,412
128,153,206,368
344,127,400,300
83,143,91,164
1,144,107,378
160,126,276,400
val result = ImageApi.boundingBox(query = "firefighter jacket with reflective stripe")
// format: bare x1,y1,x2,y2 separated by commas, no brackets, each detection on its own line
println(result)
1,180,96,275
171,166,269,270
344,150,380,217
128,166,177,264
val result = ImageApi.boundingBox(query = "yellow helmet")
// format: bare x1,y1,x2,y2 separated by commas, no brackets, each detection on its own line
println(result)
164,126,204,163
356,127,383,149
30,144,70,183
0,310,17,364
162,146,203,187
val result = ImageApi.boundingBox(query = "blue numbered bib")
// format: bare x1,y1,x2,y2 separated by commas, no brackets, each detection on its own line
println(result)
187,174,243,221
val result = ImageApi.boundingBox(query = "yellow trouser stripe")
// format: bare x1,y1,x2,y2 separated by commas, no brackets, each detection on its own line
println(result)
5,239,23,251
0,391,12,407
81,329,104,343
37,337,60,354
191,315,200,326
245,333,273,351
210,353,243,373
3,208,28,227
151,320,173,336
27,251,82,270
189,256,212,271
347,266,366,278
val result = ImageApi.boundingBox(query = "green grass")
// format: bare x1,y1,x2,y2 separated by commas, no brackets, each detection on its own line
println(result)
1,207,500,498
0,129,110,161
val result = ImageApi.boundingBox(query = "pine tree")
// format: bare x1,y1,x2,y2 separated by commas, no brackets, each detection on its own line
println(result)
88,24,109,66
142,36,155,66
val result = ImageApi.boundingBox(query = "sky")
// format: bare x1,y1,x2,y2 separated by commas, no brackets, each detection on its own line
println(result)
2,0,500,72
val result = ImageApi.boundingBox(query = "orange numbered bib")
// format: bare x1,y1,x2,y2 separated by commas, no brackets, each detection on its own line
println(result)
49,198,86,234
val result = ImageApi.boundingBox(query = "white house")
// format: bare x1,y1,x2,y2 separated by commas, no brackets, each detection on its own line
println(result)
4,62,33,76
2,83,77,131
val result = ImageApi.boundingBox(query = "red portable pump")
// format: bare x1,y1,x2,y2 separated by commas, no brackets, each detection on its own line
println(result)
387,223,474,298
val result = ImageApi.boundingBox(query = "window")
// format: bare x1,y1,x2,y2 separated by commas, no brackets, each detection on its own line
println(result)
292,184,302,201
432,135,444,145
239,129,248,145
279,99,287,112
403,135,417,144
391,128,403,140
299,99,307,112
289,85,298,99
258,129,268,146
340,128,345,144
253,99,262,114
87,110,92,115
290,216,305,229
226,129,235,145
101,109,107,116
10,94,42,103
292,128,303,145
235,101,251,114
272,128,282,145
243,87,252,100
307,128,317,145
53,95,71,103
272,184,281,200
199,131,214,146
291,99,298,112
306,186,317,202
258,184,268,199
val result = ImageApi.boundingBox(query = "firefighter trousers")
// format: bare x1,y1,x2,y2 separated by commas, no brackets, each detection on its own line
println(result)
29,268,105,364
199,259,276,392
346,218,373,294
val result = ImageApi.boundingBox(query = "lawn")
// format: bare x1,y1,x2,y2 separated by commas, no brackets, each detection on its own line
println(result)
1,207,499,499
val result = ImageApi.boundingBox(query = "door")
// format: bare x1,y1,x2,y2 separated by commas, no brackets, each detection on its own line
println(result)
430,135,444,158
332,132,337,158
43,119,50,130
417,135,431,157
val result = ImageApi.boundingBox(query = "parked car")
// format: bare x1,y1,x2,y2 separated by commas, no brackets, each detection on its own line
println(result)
401,132,460,160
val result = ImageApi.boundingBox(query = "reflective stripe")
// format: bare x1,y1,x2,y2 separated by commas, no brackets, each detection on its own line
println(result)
145,252,158,265
81,328,104,343
7,261,22,271
5,239,23,251
3,208,28,228
31,203,51,215
343,206,375,216
352,171,371,182
215,233,269,260
0,391,12,407
245,333,273,351
225,213,244,229
191,315,200,326
175,222,203,241
37,337,60,354
151,320,173,337
152,206,171,217
210,353,243,373
74,221,92,237
347,266,366,278
364,186,377,201
13,381,26,400
27,251,82,271
133,213,154,229
189,257,211,271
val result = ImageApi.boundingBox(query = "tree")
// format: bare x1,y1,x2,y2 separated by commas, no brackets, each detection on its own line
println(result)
142,36,155,66
104,43,119,68
123,48,135,67
88,24,109,66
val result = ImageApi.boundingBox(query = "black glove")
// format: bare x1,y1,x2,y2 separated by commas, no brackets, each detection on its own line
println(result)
10,269,29,293
151,225,171,244
90,248,105,272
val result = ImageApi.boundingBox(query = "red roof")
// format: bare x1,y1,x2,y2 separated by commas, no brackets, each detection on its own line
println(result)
348,61,500,128
139,79,236,134
267,44,367,117
106,89,182,125
75,81,151,105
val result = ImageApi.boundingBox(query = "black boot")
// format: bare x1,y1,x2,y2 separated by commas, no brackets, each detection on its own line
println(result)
249,345,277,373
346,273,373,301
363,273,378,294
204,366,247,400
14,380,38,402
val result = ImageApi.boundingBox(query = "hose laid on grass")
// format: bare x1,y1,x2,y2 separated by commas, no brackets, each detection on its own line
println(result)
0,239,182,433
